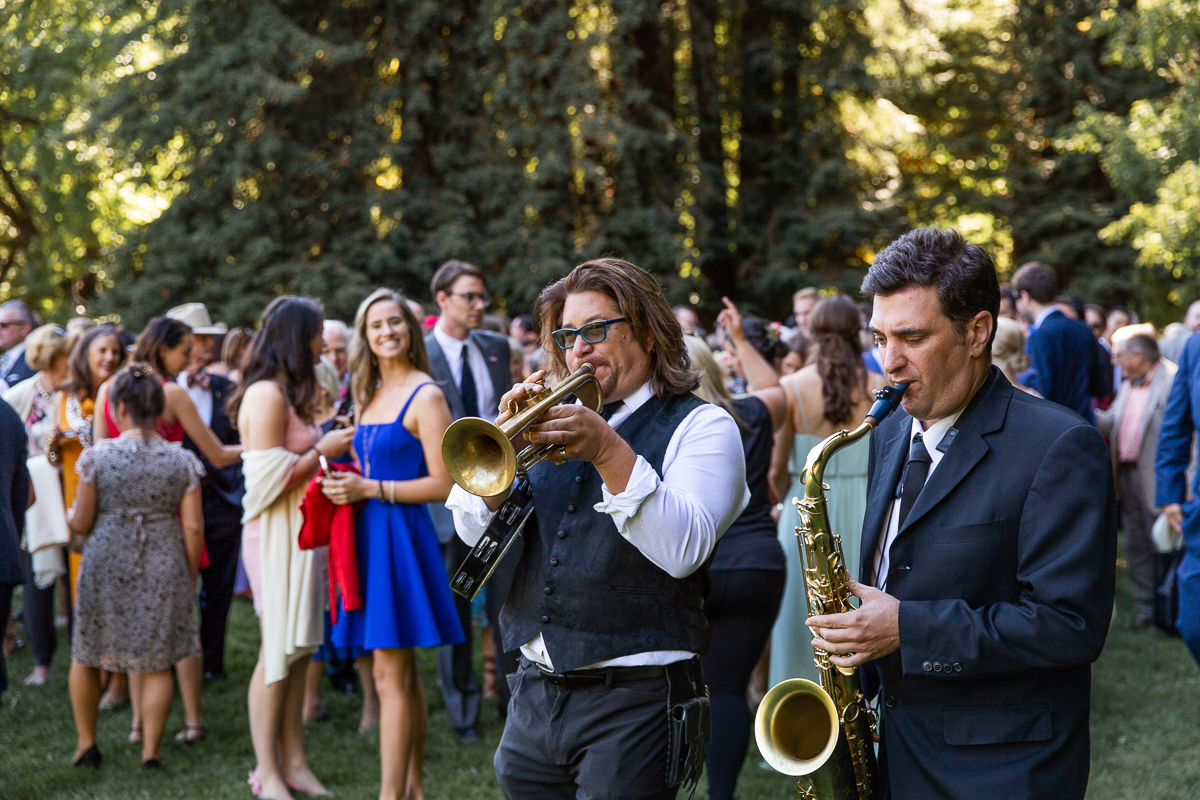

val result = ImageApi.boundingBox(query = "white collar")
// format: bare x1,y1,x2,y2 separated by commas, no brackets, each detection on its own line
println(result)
4,341,26,360
1033,306,1059,329
433,320,471,354
617,381,652,414
910,406,965,458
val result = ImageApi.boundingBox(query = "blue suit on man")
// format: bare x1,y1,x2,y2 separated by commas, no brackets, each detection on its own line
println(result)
1024,308,1098,424
1154,332,1200,664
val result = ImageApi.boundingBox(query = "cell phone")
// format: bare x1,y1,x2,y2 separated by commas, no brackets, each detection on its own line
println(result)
318,454,331,476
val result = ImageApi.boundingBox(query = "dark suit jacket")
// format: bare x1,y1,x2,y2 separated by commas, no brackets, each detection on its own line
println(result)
1024,308,1101,423
1156,334,1200,554
860,368,1116,800
181,373,244,529
424,328,512,544
1,347,35,389
0,399,30,585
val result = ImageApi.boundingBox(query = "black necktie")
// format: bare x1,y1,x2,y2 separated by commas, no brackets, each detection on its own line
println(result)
459,343,479,418
896,432,932,529
600,401,623,422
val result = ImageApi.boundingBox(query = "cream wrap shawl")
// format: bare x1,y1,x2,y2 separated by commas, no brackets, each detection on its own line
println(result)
242,448,323,685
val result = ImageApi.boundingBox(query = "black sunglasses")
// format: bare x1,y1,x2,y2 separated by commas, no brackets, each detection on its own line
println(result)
551,317,628,350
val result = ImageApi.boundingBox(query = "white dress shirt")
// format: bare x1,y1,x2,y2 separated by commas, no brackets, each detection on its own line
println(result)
446,381,750,670
872,409,964,590
177,371,213,427
433,321,497,419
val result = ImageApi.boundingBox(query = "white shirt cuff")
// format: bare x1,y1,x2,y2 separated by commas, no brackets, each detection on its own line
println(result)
594,455,660,532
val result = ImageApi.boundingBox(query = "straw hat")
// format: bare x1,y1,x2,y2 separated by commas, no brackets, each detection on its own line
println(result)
166,303,228,335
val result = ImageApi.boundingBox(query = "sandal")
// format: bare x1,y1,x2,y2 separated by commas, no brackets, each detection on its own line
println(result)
175,723,206,744
129,725,142,744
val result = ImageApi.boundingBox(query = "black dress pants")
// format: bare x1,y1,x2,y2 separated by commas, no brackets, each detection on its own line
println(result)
0,581,16,696
198,511,241,677
437,536,518,731
495,659,680,800
18,546,57,668
701,568,787,800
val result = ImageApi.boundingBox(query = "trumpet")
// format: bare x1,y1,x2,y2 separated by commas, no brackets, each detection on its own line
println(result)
755,383,908,800
441,363,603,497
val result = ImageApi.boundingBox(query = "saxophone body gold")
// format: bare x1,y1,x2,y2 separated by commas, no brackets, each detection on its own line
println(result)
755,383,909,800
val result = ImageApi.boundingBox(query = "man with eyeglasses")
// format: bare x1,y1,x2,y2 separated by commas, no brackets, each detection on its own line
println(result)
0,300,41,389
424,258,514,743
447,258,748,799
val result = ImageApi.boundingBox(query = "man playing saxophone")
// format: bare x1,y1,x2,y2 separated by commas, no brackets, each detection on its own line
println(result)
806,228,1117,800
447,258,748,799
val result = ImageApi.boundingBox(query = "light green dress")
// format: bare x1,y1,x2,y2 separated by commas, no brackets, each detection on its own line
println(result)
768,385,871,689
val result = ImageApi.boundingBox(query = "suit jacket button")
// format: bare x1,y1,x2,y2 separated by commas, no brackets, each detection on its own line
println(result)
557,530,567,539
933,662,943,672
575,475,585,484
550,557,559,566
884,694,896,708
544,587,552,596
921,661,932,672
954,663,962,672
567,504,577,513
541,615,550,623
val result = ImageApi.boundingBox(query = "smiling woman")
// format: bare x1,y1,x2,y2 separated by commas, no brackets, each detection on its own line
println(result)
323,287,461,800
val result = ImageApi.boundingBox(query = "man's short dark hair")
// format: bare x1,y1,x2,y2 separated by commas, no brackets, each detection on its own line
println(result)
861,227,1000,353
1123,333,1159,362
1010,262,1058,304
0,299,41,328
430,259,485,301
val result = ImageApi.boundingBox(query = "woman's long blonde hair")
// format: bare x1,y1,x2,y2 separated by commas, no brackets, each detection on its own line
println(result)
684,336,746,430
991,316,1029,377
349,288,431,415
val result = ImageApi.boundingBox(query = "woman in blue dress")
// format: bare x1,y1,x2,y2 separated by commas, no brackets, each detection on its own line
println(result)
320,289,463,800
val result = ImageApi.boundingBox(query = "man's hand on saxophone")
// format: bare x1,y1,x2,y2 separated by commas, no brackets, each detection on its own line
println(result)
807,576,901,668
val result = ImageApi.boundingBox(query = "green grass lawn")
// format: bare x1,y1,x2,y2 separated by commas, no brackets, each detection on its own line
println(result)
1,556,1198,799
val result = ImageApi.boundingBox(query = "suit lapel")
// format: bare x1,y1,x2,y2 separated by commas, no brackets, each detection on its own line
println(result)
859,422,909,581
425,334,466,419
895,369,1010,537
1138,365,1172,444
472,331,512,419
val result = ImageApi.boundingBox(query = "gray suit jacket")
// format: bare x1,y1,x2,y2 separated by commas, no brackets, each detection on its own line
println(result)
425,328,512,543
1095,359,1178,510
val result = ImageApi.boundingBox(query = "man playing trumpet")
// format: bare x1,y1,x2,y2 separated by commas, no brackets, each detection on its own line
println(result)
447,258,748,799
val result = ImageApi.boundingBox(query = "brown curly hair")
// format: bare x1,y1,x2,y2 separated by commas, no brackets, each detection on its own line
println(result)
810,295,867,425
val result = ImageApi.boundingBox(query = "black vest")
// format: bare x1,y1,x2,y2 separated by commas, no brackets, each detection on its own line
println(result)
500,391,711,672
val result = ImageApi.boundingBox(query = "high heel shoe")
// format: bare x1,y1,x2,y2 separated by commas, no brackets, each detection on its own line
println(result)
72,744,101,768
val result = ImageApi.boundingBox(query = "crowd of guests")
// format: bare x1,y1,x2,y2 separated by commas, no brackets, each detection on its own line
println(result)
0,252,1197,799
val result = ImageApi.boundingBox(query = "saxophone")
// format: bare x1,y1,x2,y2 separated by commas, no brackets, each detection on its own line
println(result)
755,383,908,800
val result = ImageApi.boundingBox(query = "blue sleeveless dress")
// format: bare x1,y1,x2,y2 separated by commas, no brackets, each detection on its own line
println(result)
330,384,465,651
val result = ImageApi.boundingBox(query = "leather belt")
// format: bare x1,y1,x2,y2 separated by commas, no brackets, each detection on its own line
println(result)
534,662,666,690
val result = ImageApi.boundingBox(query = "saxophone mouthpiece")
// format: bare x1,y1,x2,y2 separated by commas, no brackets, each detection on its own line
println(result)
866,382,909,424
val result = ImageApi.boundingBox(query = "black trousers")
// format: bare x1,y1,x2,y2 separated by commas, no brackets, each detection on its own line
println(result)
437,536,518,731
495,658,681,800
198,511,242,677
701,568,787,800
18,546,57,668
0,581,16,696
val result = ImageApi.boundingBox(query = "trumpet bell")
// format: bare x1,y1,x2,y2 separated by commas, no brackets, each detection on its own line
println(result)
754,679,840,777
442,417,519,498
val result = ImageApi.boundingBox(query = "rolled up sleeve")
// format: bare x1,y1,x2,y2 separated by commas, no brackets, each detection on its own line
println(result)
596,405,749,578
